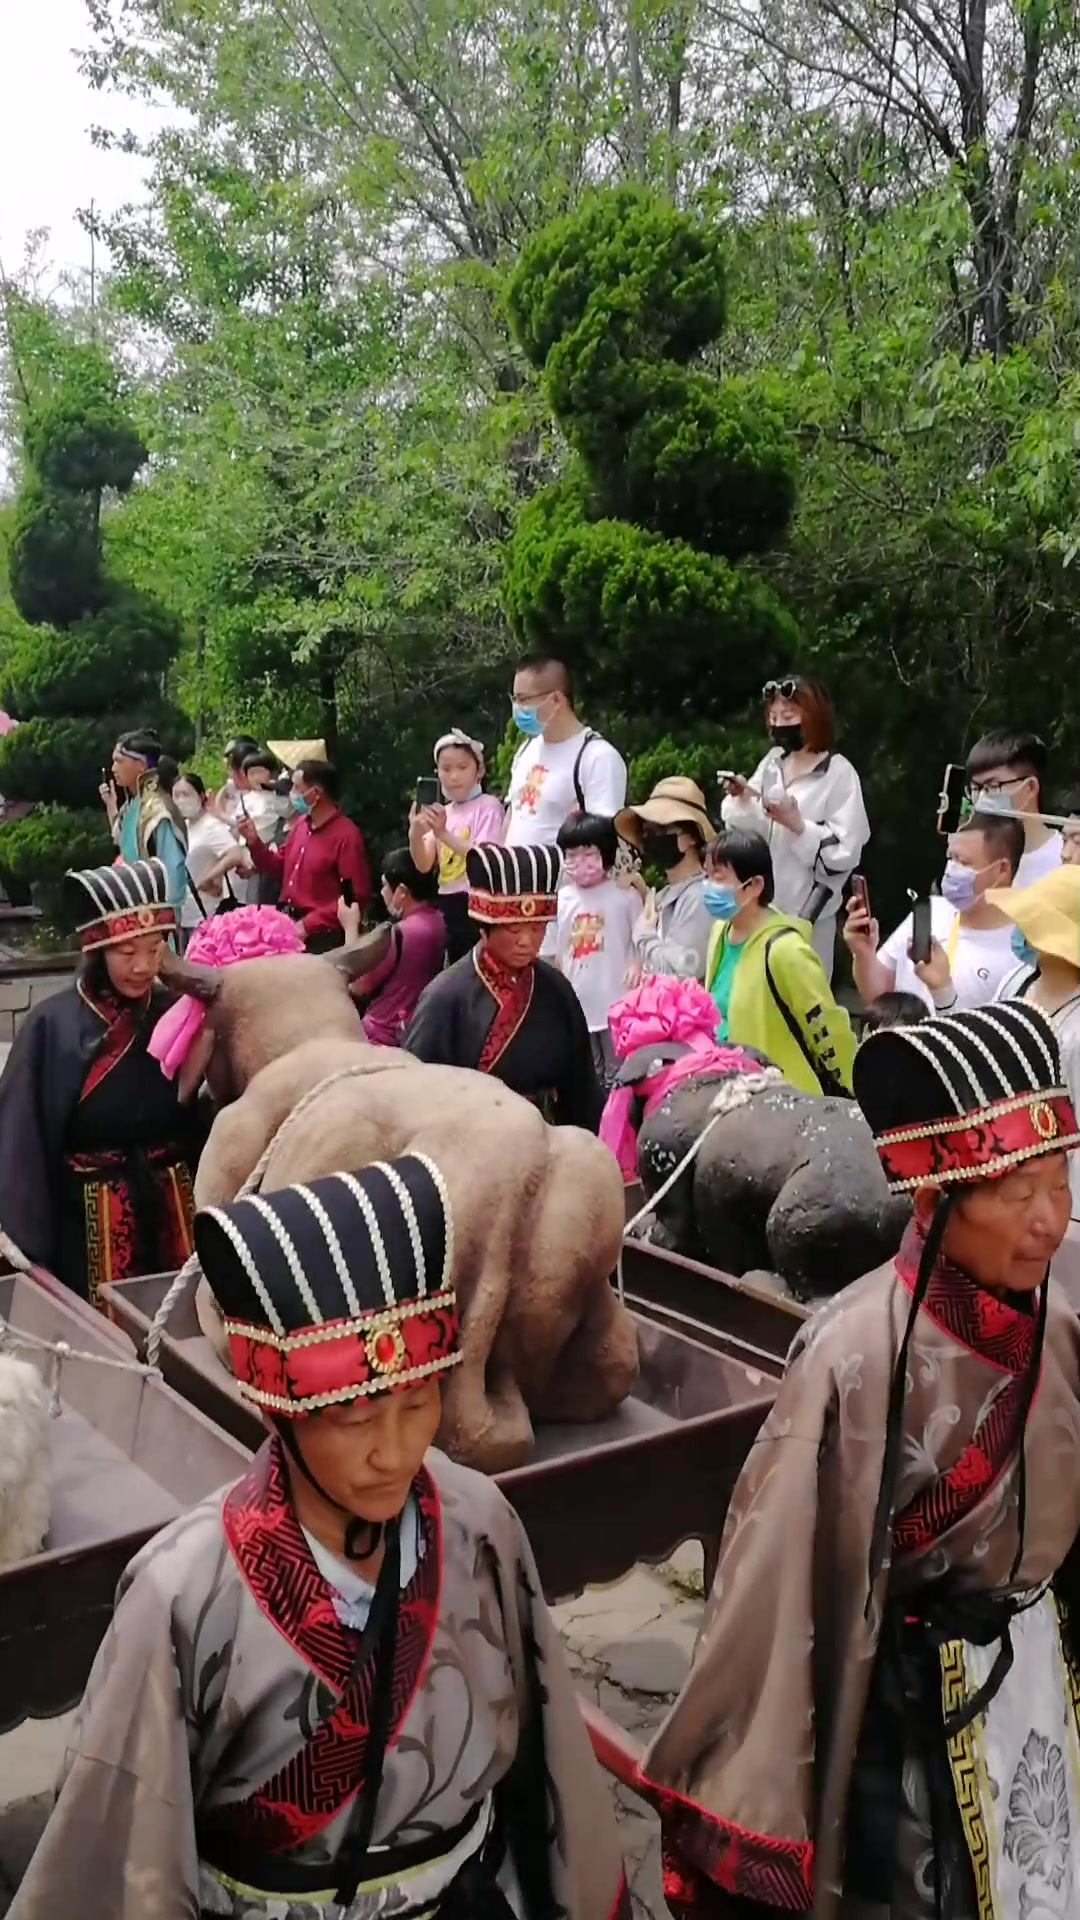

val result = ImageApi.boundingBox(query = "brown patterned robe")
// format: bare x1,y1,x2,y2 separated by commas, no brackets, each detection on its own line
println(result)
11,1444,629,1920
638,1224,1080,1919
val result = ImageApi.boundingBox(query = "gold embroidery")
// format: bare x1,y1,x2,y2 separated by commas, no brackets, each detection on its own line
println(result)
366,1323,407,1374
1031,1101,1058,1141
941,1640,994,1920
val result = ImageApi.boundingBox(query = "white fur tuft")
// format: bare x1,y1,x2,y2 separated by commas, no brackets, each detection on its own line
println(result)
0,1356,51,1564
707,1068,784,1118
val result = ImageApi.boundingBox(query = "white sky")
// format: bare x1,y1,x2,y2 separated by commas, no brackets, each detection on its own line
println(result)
0,0,157,290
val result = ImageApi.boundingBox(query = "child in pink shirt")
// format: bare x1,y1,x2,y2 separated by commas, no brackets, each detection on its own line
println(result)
408,729,506,962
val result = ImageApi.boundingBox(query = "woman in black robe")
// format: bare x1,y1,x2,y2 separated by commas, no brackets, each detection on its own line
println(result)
0,858,203,1305
403,843,602,1131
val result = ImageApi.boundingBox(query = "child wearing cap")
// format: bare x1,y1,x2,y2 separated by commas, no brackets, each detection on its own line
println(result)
408,728,506,963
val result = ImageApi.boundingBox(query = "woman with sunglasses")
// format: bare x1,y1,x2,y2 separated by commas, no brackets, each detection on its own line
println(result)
721,675,869,980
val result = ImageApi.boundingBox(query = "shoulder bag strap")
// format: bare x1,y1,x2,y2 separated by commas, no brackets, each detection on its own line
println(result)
762,929,830,1089
571,729,598,813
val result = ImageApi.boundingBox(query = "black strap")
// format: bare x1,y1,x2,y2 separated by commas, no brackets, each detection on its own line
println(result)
762,929,845,1097
571,729,598,813
331,1522,403,1905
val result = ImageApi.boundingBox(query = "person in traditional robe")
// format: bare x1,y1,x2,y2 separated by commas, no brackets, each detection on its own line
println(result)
11,1156,631,1920
0,858,201,1305
637,1000,1080,1920
402,843,603,1130
102,727,189,918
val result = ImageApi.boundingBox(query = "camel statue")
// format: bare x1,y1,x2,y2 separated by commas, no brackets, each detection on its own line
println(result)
158,937,638,1472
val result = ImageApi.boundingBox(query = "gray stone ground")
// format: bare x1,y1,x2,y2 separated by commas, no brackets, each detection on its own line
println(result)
0,1548,704,1916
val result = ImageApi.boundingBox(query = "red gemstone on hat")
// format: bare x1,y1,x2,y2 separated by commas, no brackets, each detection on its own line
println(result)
374,1332,397,1365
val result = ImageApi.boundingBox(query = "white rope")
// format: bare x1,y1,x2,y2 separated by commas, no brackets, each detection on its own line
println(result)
615,1068,783,1300
0,1234,161,1412
146,1062,382,1368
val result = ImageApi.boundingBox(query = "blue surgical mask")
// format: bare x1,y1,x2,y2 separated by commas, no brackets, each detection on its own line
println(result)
512,703,544,738
1011,924,1036,966
940,859,977,910
291,791,313,817
703,880,743,921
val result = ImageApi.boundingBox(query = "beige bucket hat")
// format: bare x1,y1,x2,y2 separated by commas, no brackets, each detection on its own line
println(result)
616,776,715,849
986,862,1080,970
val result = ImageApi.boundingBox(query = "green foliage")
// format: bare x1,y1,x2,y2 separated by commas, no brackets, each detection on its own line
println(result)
0,807,112,888
504,188,799,719
0,300,183,868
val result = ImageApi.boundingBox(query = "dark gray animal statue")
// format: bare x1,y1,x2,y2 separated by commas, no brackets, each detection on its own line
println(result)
636,1059,911,1301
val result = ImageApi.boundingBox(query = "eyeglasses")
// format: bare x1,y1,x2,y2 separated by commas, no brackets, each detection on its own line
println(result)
762,678,799,701
968,775,1031,795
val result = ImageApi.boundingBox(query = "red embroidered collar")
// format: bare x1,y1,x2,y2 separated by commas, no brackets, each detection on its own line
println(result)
209,1436,442,1852
894,1217,1036,1375
474,943,534,1074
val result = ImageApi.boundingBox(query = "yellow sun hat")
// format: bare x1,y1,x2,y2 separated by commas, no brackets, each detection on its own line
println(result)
985,862,1080,970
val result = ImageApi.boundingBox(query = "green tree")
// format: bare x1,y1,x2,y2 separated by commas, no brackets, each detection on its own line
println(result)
0,298,184,885
503,186,799,729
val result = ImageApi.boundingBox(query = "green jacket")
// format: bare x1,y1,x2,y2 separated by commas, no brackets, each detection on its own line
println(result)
705,909,857,1096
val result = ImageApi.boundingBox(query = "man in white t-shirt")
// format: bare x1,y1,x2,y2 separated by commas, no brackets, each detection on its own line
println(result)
506,655,627,848
843,811,1025,1013
965,727,1063,888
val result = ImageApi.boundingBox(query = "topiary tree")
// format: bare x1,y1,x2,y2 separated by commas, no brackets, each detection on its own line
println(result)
503,187,800,730
0,302,185,887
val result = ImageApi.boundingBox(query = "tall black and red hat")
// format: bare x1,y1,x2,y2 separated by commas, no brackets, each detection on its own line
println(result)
854,1000,1079,1191
65,856,176,951
193,1155,461,1417
466,843,562,927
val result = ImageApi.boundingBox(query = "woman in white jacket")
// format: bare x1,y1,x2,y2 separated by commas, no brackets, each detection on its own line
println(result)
991,862,1080,1226
720,674,869,979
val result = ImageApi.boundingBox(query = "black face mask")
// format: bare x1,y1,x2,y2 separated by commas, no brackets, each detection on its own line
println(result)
770,722,803,754
643,830,683,870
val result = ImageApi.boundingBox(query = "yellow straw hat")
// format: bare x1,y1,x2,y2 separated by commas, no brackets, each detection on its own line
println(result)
985,863,1080,970
616,776,715,849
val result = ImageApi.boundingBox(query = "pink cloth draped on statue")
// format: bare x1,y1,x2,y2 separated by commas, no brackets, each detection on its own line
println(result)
599,976,761,1181
149,906,304,1079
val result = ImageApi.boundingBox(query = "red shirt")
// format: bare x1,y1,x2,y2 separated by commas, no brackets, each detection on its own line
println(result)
247,807,371,940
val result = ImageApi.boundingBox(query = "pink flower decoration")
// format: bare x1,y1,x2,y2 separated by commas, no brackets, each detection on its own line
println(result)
608,975,721,1060
149,906,305,1079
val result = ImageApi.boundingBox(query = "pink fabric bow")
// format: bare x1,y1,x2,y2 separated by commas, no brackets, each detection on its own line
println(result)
149,906,304,1079
600,976,761,1181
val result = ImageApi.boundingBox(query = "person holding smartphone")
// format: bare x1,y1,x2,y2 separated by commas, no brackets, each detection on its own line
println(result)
237,759,370,952
408,730,506,963
844,811,1024,1011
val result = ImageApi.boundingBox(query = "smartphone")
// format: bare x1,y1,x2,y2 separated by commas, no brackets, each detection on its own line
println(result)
716,769,738,785
936,762,967,836
416,775,440,808
850,872,870,918
911,896,933,967
340,877,355,908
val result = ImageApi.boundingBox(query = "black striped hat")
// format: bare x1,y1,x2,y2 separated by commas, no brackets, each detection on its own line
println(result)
64,857,176,950
466,842,562,925
853,1001,1080,1192
193,1156,461,1416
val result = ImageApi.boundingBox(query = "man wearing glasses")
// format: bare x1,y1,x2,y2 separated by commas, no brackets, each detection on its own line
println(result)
965,727,1063,889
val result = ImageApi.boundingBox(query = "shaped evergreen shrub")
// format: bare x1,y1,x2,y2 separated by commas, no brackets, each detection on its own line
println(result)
504,188,799,717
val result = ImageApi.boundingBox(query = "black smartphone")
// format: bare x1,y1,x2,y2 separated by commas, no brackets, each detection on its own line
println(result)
936,762,967,836
850,872,870,918
340,877,355,908
911,896,933,966
416,774,440,809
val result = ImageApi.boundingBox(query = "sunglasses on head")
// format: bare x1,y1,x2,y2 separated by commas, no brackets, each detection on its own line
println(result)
762,678,799,701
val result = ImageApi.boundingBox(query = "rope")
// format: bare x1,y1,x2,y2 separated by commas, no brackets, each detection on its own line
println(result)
615,1067,783,1300
145,1061,379,1368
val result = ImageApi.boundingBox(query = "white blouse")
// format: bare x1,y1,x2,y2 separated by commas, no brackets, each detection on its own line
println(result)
721,748,869,925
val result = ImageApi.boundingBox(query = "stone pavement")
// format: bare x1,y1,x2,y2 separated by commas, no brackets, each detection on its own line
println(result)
0,1549,703,1915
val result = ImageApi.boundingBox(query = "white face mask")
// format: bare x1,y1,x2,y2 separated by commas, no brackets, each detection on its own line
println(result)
175,793,202,820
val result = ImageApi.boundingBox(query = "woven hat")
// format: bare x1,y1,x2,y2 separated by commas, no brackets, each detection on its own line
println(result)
985,863,1080,971
616,777,715,849
193,1156,460,1417
853,1001,1079,1194
466,843,562,926
64,857,176,951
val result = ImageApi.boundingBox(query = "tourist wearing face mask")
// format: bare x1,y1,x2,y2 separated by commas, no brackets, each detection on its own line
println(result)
172,774,248,929
721,675,869,980
844,811,1024,1012
615,778,714,982
505,653,627,846
965,728,1063,886
552,813,640,1085
991,863,1080,1225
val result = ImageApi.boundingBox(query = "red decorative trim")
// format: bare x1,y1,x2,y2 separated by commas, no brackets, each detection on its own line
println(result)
67,1145,194,1309
80,903,176,950
474,945,535,1074
227,1295,461,1415
468,888,557,926
608,1872,634,1920
636,1771,814,1909
890,1219,1039,1557
209,1438,441,1852
77,984,150,1100
877,1091,1078,1192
